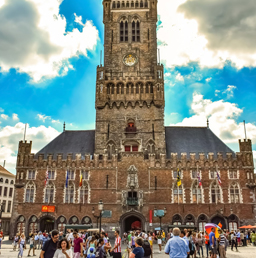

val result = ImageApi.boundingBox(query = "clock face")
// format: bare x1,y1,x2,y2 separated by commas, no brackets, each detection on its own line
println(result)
123,53,138,67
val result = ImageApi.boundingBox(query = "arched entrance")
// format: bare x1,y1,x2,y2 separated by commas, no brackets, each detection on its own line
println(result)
40,216,55,233
211,215,227,229
120,211,146,234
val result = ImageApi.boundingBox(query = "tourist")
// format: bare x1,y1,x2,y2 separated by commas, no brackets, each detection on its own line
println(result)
39,232,44,249
191,232,197,258
148,232,153,257
28,233,36,257
128,237,145,258
197,234,204,257
236,230,241,247
59,232,64,241
209,228,217,258
204,232,210,258
34,232,39,249
73,230,84,258
40,229,59,258
164,227,190,258
180,230,190,258
111,230,122,258
131,232,136,249
95,238,105,258
142,237,152,258
161,230,166,245
231,231,238,251
53,238,73,258
218,230,226,258
18,233,26,258
157,231,162,253
13,233,19,251
128,232,132,248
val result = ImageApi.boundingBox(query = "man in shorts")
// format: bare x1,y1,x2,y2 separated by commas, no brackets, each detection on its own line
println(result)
209,228,217,258
73,231,84,258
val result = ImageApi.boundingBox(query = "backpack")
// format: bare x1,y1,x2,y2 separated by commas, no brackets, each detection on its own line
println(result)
142,240,152,256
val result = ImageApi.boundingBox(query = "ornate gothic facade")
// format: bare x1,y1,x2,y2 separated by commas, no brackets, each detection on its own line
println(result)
10,0,255,237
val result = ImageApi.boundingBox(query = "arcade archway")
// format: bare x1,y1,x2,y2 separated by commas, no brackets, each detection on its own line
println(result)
120,211,146,234
211,215,227,229
40,216,55,233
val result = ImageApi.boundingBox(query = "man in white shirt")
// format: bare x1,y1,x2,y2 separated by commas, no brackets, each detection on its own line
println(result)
34,233,39,249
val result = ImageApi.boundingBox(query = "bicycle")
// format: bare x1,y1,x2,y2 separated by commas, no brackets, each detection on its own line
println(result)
122,246,130,258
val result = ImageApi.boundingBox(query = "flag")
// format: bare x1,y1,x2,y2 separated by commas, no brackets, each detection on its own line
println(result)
44,169,49,186
65,171,69,188
216,171,222,185
218,222,223,228
79,174,82,187
197,172,202,187
176,169,181,187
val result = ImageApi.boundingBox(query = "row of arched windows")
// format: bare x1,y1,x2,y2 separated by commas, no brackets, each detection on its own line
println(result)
107,82,153,94
0,178,14,184
112,1,148,9
25,181,90,204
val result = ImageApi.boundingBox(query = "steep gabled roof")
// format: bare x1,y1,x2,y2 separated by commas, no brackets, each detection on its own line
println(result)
0,165,15,177
35,130,95,158
165,126,235,158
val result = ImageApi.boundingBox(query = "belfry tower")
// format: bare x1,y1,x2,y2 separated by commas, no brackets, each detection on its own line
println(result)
95,0,165,157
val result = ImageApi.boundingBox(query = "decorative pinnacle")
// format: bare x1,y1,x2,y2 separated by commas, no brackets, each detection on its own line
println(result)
63,122,66,132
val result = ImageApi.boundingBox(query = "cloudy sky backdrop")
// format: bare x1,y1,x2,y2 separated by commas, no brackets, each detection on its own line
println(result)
0,0,256,173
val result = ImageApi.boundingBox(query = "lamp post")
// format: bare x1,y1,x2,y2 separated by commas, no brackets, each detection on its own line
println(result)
92,200,104,233
154,207,167,230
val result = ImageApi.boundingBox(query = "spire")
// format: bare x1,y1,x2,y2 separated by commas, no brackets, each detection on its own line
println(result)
207,118,209,129
63,122,66,132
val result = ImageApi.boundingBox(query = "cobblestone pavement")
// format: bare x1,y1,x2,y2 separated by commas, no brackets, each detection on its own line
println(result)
0,238,255,258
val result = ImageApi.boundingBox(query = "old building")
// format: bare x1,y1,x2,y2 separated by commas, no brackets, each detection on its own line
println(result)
10,0,255,237
0,165,15,235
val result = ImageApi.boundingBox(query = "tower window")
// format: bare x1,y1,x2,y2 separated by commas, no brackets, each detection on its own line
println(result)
135,1,139,7
145,0,148,8
112,1,116,8
117,1,120,8
107,83,114,94
131,1,134,7
136,84,139,94
132,20,140,42
120,20,128,42
146,82,153,93
140,0,143,7
126,2,129,7
122,1,125,7
116,84,120,94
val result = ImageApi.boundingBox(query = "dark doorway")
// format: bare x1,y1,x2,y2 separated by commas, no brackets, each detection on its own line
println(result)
211,215,227,229
40,217,55,233
124,216,141,232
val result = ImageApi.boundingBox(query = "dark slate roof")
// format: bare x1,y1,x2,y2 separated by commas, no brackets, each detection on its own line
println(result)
165,126,235,158
35,130,95,158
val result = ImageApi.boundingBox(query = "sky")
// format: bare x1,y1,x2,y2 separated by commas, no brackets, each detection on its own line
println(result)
0,0,256,174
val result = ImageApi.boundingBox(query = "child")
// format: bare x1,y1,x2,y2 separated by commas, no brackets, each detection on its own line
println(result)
88,247,96,258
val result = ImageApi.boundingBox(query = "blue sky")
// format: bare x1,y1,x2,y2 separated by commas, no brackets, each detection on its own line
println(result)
0,0,256,173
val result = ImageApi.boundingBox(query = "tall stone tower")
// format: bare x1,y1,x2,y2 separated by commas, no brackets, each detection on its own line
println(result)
95,0,165,157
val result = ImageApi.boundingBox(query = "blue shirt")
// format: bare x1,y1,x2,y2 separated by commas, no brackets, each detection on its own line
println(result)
133,247,144,258
236,232,240,238
164,236,190,258
183,236,189,246
209,232,216,246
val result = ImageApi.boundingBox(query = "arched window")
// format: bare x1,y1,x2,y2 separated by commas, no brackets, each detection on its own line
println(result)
107,141,116,159
111,84,115,94
185,214,195,226
132,20,140,42
172,214,182,225
144,0,148,8
228,214,238,231
121,1,125,7
210,181,221,204
80,181,89,204
5,179,8,184
16,216,25,235
57,216,67,232
29,216,38,234
147,140,155,153
65,182,75,203
126,83,130,94
25,183,35,203
116,84,120,94
120,83,124,94
112,1,116,8
117,1,120,8
126,1,129,7
44,183,55,203
140,0,143,7
198,214,208,232
146,82,153,93
82,216,92,225
192,180,202,203
230,183,240,203
131,1,134,7
173,184,183,203
69,216,79,225
0,178,3,182
136,84,139,94
127,82,134,94
135,1,139,7
10,180,14,184
107,83,113,94
120,20,128,42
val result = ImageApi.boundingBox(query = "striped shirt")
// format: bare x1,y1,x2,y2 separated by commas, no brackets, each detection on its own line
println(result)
114,236,121,253
219,235,226,246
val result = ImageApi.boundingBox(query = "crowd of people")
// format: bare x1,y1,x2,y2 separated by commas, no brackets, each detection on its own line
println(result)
7,227,256,258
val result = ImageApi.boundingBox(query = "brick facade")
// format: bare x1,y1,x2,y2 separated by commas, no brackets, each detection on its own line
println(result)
10,0,256,238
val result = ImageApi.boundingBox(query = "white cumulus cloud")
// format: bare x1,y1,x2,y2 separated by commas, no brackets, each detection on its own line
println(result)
158,0,256,69
12,113,19,121
0,0,99,82
0,114,8,120
0,122,60,173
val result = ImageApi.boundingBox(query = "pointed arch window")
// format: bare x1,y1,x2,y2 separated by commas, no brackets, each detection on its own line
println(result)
131,1,134,7
173,185,183,203
211,181,221,204
65,183,75,203
132,20,140,42
112,1,116,8
144,0,148,8
147,140,155,153
192,181,202,203
230,183,240,203
140,0,143,7
121,1,125,7
120,20,128,42
44,183,55,203
25,183,35,203
117,1,120,8
135,1,139,7
80,182,89,204
126,1,129,7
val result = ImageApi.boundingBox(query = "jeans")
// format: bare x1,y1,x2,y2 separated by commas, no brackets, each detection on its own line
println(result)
231,239,237,250
197,246,203,256
205,244,210,257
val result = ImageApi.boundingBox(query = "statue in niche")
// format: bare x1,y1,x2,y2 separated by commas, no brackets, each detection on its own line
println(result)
126,165,139,190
